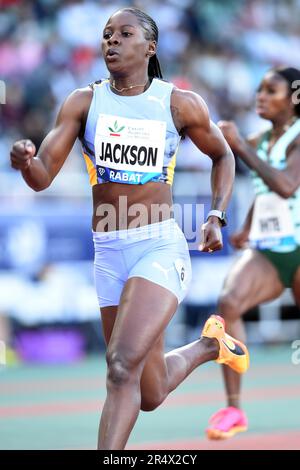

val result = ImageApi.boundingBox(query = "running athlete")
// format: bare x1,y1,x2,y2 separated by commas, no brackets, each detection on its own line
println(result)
206,67,300,440
10,8,249,450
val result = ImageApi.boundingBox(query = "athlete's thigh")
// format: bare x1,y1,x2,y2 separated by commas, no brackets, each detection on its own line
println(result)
106,277,178,365
291,266,300,306
100,306,118,346
221,249,284,312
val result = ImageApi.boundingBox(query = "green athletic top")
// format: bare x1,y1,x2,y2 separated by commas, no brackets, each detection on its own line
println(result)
252,118,300,252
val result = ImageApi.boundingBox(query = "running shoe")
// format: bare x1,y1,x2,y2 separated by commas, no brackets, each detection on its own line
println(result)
201,314,249,374
206,406,248,440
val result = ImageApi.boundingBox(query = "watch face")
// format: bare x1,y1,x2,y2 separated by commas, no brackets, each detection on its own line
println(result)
221,213,227,226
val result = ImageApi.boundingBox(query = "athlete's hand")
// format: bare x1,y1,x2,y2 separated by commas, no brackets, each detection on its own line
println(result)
230,228,249,249
218,121,243,153
10,140,36,171
199,219,223,252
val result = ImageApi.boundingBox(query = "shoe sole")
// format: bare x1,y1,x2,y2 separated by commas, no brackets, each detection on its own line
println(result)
217,353,249,374
206,425,248,440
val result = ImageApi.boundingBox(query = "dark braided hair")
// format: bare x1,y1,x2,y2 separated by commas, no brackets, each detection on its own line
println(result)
112,7,163,79
272,66,300,117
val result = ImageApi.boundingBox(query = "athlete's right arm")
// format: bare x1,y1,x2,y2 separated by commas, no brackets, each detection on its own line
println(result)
230,202,254,249
219,126,259,249
10,88,93,191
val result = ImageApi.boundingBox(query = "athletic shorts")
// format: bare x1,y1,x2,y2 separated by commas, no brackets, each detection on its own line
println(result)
260,246,300,287
93,218,192,308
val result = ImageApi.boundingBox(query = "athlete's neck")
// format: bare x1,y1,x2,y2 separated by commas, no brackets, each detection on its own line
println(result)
109,73,150,96
271,113,297,136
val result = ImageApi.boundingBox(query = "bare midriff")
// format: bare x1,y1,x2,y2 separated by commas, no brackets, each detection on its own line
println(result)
92,181,173,232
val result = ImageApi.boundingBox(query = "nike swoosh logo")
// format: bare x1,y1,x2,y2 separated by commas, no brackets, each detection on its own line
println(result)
222,339,245,356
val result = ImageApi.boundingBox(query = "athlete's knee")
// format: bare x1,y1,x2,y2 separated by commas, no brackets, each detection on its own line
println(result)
106,350,139,387
218,291,242,321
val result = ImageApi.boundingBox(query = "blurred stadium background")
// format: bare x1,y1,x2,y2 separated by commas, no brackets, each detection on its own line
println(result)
0,0,300,450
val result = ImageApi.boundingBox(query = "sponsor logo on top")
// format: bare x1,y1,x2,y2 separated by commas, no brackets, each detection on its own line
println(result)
109,120,125,137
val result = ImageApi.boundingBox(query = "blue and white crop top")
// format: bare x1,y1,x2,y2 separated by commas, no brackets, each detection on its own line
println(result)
81,78,181,186
252,118,300,250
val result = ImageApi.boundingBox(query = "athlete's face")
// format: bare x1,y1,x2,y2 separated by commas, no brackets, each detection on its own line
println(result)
102,11,156,75
255,72,294,120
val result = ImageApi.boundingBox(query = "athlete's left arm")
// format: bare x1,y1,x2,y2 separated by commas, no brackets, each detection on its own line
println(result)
171,89,235,251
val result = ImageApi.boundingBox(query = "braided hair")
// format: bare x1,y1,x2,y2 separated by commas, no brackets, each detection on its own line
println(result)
112,7,163,79
272,66,300,117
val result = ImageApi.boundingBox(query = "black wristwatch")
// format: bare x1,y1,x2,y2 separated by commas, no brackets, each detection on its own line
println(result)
206,210,227,227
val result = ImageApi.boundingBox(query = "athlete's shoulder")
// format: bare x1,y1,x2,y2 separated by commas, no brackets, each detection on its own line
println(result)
171,87,209,130
171,87,207,108
57,87,94,138
62,86,93,113
287,131,300,155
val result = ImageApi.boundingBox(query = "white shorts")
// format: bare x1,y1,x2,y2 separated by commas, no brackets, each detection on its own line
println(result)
93,219,192,308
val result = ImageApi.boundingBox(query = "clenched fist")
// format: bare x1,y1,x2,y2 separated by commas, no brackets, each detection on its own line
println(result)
218,121,242,153
10,140,36,171
230,228,249,249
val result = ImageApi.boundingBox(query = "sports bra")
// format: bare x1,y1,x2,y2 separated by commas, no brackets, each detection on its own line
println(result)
81,78,181,186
